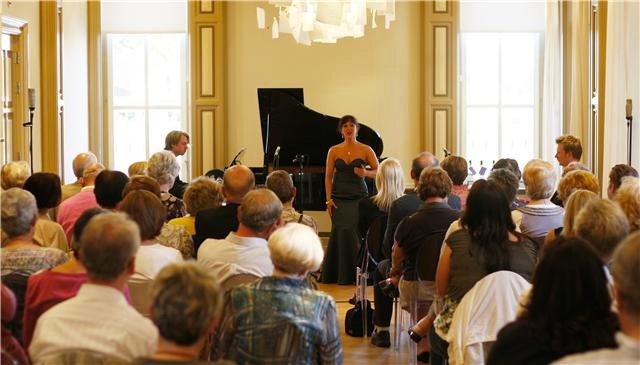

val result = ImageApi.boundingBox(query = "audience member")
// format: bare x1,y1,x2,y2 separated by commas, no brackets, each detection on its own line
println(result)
487,238,618,365
149,150,187,221
57,162,104,242
554,232,640,364
122,175,195,259
197,188,281,283
519,159,563,245
426,180,538,365
607,164,639,199
94,169,129,210
493,158,522,181
556,169,599,204
613,176,640,232
212,223,343,364
164,130,190,199
169,177,224,236
29,213,158,362
128,161,148,177
545,190,600,244
1,161,30,190
136,262,231,365
266,170,319,232
1,189,68,342
441,155,469,210
23,172,68,251
21,208,128,350
1,284,28,365
61,152,98,202
488,168,524,227
119,190,182,281
555,135,582,168
575,199,629,263
195,164,255,249
390,167,460,360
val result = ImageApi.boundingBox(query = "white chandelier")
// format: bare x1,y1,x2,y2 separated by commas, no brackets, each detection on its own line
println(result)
256,0,396,45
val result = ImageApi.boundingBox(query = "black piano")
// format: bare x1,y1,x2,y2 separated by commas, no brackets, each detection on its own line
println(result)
256,88,384,211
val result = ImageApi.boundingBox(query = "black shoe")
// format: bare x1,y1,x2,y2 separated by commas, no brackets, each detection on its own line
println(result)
370,329,391,348
348,293,357,305
378,279,399,298
408,327,424,343
417,351,430,363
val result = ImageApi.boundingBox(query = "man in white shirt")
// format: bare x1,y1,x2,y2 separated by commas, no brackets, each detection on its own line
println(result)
198,188,283,283
29,213,158,364
554,232,640,365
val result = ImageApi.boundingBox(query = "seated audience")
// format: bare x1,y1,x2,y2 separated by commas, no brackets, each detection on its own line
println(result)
119,190,182,281
1,189,69,341
135,262,231,365
21,208,130,350
545,190,599,244
123,175,195,259
22,172,68,251
607,164,638,199
212,223,343,364
487,237,619,365
148,151,186,221
29,213,158,362
519,159,563,245
94,169,129,210
2,284,29,365
556,170,599,205
1,161,30,190
195,164,255,249
61,152,98,202
441,155,469,210
613,176,640,232
554,232,640,364
424,180,538,365
266,170,319,232
169,177,224,236
488,168,524,227
575,199,629,264
128,161,148,177
391,167,460,360
197,188,282,283
57,162,104,242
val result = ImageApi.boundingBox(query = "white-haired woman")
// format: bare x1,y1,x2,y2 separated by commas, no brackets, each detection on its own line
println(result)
212,223,343,364
148,151,186,221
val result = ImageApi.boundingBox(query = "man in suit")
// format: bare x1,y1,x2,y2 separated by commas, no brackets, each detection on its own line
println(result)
164,130,190,199
194,165,255,251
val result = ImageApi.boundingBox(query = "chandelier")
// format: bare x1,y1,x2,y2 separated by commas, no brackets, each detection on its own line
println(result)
257,0,396,45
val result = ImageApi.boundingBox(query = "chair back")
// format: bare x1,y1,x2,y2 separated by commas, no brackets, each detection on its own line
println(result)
415,229,448,282
446,271,531,365
127,279,154,317
1,272,29,341
38,350,126,365
357,214,388,273
221,273,259,291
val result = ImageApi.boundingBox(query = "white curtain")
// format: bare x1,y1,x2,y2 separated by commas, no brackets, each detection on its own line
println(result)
602,1,640,191
541,0,562,163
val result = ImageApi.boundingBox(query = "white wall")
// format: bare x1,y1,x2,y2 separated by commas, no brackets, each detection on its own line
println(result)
61,0,89,183
226,1,422,183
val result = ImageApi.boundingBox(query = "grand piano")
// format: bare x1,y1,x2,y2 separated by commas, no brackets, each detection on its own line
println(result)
257,88,384,211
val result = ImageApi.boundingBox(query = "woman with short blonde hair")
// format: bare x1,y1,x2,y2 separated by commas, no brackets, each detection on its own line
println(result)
557,170,599,203
147,151,186,221
614,176,640,232
1,161,30,190
169,178,223,236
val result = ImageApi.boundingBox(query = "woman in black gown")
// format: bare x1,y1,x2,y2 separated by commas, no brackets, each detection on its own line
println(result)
320,115,379,284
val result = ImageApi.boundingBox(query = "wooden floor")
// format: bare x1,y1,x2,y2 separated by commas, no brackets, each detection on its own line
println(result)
316,283,418,364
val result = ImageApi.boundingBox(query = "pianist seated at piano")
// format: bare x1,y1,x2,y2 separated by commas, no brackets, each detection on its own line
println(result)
320,115,379,285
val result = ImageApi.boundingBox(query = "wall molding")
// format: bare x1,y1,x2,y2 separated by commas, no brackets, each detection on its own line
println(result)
87,0,103,162
40,1,60,173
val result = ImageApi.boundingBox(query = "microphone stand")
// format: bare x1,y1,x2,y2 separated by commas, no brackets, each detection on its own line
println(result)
627,115,633,165
294,154,306,212
22,108,34,172
263,112,270,173
273,147,280,170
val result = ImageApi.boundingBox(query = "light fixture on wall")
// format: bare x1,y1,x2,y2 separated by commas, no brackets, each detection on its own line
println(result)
256,0,396,45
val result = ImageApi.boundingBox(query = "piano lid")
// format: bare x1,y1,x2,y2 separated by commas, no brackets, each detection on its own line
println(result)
257,88,384,168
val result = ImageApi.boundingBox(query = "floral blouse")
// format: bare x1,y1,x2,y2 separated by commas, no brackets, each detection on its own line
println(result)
160,192,187,221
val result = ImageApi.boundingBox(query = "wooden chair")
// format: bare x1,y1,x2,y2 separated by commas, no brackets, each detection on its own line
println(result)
127,279,154,317
221,273,259,292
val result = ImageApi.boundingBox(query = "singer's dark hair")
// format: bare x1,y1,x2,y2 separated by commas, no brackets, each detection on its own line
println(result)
337,115,359,132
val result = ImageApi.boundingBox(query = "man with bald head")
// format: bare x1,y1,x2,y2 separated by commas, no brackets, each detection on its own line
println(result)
197,188,282,282
194,165,255,250
57,163,105,243
50,152,97,221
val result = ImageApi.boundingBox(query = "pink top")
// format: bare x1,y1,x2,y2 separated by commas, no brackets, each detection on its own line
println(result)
22,270,132,350
451,184,469,211
56,189,100,243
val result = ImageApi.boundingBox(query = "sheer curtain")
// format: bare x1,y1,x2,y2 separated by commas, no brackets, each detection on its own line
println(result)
541,0,562,163
602,1,640,190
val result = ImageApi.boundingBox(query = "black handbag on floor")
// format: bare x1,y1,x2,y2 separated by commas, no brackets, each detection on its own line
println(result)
345,299,374,337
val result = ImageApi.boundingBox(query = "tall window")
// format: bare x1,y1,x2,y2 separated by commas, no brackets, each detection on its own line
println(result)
107,33,187,173
460,32,541,171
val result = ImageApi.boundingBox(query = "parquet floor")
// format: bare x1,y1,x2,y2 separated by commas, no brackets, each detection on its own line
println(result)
316,283,417,364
